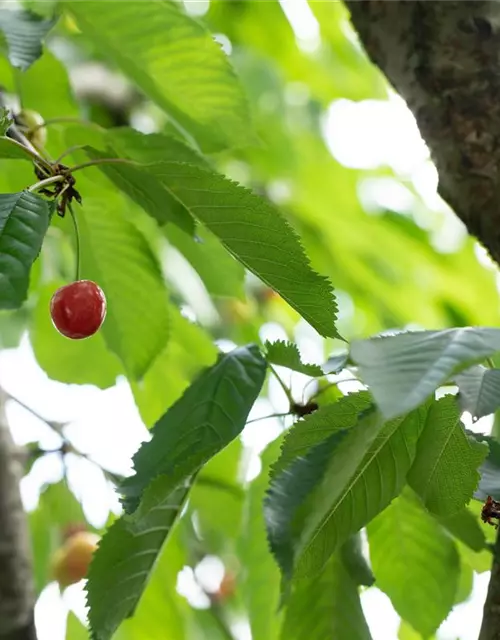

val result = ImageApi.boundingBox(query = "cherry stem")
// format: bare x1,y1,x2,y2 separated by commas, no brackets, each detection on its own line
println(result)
67,203,81,281
245,412,291,425
27,174,64,193
268,364,294,405
67,157,138,173
55,145,87,164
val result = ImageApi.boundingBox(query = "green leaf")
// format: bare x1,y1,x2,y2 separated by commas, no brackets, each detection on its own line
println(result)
0,137,38,160
240,438,284,640
165,224,246,300
340,534,375,587
265,427,352,584
120,344,267,513
76,196,170,379
407,395,488,516
66,0,255,152
367,489,460,638
467,431,500,500
294,404,428,579
439,507,487,553
271,391,372,478
31,281,123,389
0,8,56,70
86,476,190,640
0,191,53,309
455,365,500,420
351,328,500,419
145,160,339,338
84,148,195,236
280,554,372,640
265,340,324,376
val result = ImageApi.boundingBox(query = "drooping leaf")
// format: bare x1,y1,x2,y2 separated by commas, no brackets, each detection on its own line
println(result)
76,195,170,379
455,365,500,420
351,328,500,419
408,396,488,516
239,438,284,640
84,147,195,236
280,553,372,640
367,489,460,639
265,340,324,377
271,391,372,478
31,281,123,389
66,0,255,152
144,160,340,338
294,404,428,579
84,138,339,337
340,534,375,587
0,191,53,309
120,344,267,513
0,8,56,70
86,476,190,640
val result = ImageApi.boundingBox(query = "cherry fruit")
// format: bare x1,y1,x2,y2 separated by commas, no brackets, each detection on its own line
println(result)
52,530,100,587
50,280,106,339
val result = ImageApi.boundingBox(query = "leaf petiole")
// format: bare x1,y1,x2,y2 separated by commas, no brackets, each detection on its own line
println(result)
27,175,64,193
67,157,139,174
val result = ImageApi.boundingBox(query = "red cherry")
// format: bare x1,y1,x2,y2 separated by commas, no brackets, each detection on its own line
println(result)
50,280,106,340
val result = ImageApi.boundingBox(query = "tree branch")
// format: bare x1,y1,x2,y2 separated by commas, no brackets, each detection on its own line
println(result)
0,389,37,640
479,527,500,640
345,0,500,265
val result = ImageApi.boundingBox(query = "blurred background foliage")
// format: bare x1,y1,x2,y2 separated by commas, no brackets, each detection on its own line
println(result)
0,1,498,639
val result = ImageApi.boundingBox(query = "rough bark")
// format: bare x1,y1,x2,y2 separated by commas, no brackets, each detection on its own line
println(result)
345,0,500,265
0,389,37,640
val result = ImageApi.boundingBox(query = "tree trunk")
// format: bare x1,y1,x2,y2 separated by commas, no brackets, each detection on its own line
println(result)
0,389,37,640
345,0,500,265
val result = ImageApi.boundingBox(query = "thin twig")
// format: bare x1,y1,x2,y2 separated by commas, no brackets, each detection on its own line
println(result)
245,412,290,425
268,364,294,405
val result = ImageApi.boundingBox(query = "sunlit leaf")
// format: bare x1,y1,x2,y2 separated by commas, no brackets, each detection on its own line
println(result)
408,395,488,516
66,0,255,152
439,507,486,553
265,340,324,377
0,191,53,309
76,195,170,379
31,281,123,388
351,328,500,419
368,489,460,638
